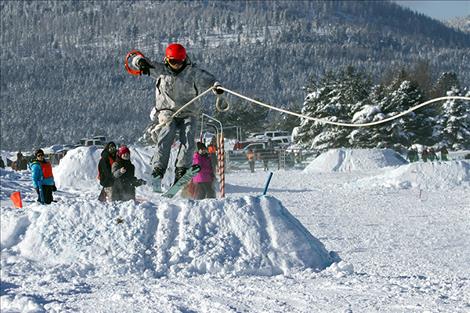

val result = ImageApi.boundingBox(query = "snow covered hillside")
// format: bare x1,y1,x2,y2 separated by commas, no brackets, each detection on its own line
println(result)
1,147,469,312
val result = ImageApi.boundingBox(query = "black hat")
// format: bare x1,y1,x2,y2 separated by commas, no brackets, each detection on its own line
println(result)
35,149,44,156
196,142,206,150
106,142,116,150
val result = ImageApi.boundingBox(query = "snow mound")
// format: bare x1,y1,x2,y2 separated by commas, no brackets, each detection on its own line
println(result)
54,146,102,190
304,148,407,173
54,146,153,190
2,196,336,277
356,160,470,190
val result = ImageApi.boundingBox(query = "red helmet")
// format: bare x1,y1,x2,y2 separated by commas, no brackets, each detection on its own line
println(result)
117,146,130,157
165,43,186,61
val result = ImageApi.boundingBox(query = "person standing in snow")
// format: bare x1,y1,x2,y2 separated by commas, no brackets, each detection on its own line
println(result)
98,142,117,201
428,147,437,161
421,147,428,162
191,142,216,200
111,145,146,201
207,137,218,175
440,146,449,161
246,149,255,173
14,151,28,171
127,43,223,187
29,149,56,204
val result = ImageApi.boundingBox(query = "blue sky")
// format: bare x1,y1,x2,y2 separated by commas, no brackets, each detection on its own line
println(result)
394,1,470,21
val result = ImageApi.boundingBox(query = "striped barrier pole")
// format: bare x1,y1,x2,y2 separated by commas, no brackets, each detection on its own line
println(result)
218,133,225,198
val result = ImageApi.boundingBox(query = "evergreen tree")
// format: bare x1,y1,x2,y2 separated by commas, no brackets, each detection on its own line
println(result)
383,80,424,147
295,67,371,150
439,88,470,149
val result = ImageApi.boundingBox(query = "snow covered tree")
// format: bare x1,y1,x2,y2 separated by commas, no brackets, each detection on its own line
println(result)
384,80,425,147
437,88,470,149
431,72,460,99
295,67,372,151
348,85,386,148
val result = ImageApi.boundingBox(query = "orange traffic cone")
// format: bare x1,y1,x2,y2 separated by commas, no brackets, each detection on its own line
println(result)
10,191,23,208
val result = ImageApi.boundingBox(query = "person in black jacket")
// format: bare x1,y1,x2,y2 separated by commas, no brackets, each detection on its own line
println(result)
111,145,145,201
98,142,117,201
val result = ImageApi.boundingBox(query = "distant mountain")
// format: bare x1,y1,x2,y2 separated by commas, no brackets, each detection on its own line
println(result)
446,15,470,33
1,0,469,150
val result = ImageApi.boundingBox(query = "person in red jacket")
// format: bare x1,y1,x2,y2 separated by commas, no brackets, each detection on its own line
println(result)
29,149,56,204
191,142,216,200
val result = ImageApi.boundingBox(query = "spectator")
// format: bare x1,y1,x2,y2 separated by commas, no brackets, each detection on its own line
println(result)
428,148,437,161
191,142,216,200
29,149,56,204
207,137,218,175
15,151,28,171
440,146,449,161
407,147,418,162
421,147,429,162
98,142,117,201
246,149,255,173
111,145,145,201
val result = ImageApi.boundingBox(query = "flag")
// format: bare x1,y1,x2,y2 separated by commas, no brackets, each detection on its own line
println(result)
10,191,23,208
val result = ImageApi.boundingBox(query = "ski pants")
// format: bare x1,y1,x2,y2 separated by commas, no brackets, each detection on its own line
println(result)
153,116,196,171
36,185,54,204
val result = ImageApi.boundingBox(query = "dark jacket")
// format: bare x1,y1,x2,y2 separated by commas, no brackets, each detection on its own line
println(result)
98,150,116,187
111,158,140,201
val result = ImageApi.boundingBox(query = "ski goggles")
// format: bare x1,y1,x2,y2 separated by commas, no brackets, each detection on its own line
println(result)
166,57,185,66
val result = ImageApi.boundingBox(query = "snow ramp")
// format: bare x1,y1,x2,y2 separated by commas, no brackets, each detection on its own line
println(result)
304,148,407,173
1,196,337,277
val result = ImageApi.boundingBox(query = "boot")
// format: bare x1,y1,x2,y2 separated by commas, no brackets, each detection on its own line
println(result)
174,167,188,183
151,167,164,193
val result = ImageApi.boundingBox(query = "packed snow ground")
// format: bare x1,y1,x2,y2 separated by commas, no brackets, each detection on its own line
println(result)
1,146,469,312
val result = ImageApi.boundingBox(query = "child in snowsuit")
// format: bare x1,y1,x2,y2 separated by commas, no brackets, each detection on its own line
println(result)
128,43,223,184
29,149,56,204
98,142,117,201
111,146,146,201
192,142,216,200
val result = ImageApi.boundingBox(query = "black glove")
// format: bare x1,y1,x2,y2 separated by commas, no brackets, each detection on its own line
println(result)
133,178,146,187
52,185,57,192
138,58,154,76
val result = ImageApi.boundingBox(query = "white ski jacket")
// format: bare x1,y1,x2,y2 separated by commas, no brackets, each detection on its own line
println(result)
133,56,217,122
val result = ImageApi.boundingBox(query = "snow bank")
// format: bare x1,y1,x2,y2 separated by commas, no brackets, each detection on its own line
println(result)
304,148,407,173
54,146,102,190
0,294,45,313
54,146,153,190
356,160,470,190
2,196,336,278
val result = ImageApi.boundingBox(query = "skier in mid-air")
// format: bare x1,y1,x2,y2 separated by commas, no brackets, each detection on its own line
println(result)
127,43,223,191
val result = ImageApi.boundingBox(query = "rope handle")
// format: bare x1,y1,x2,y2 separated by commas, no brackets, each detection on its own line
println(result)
125,50,145,76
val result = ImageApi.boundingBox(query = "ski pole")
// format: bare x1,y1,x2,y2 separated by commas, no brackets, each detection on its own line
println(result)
262,172,273,196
